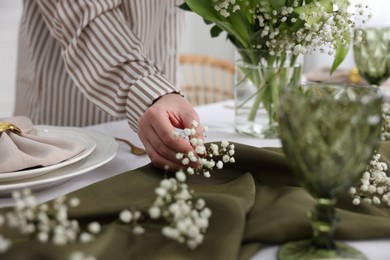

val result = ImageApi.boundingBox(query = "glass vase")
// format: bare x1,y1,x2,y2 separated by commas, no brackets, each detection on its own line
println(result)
234,49,302,138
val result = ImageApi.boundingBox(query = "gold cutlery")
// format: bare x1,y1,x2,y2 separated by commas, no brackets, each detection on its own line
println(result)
114,137,146,156
0,122,22,135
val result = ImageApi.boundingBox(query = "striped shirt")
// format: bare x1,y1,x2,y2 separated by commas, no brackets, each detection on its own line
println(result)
14,0,184,131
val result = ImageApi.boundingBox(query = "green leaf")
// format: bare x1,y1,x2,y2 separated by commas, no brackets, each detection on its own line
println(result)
270,0,286,11
294,0,333,26
203,18,213,25
178,2,192,11
333,0,349,12
330,32,351,73
210,25,223,38
184,0,252,48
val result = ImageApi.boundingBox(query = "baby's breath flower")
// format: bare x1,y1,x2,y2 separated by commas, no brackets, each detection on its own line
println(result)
195,199,206,210
0,235,11,253
216,161,223,169
87,222,101,234
37,231,49,243
119,210,133,223
172,121,235,179
148,172,212,249
148,206,161,219
69,251,96,260
176,153,184,160
181,158,190,165
176,170,187,182
187,167,195,175
350,152,390,207
133,226,145,235
381,103,390,140
208,0,371,62
0,189,98,252
94,120,234,250
68,198,80,208
79,232,94,244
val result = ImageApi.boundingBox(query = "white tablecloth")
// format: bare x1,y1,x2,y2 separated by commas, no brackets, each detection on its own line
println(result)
1,100,389,259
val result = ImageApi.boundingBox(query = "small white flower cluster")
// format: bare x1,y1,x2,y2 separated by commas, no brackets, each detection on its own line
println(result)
148,171,211,250
0,120,234,253
68,251,96,260
173,120,235,178
0,233,11,253
211,0,371,57
350,153,390,206
350,103,390,207
145,119,233,249
0,189,101,255
381,103,390,141
213,0,240,17
118,209,145,235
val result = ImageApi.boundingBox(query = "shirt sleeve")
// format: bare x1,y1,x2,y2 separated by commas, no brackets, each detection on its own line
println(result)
35,0,182,131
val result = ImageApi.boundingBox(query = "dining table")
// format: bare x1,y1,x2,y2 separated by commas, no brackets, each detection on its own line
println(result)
0,99,389,260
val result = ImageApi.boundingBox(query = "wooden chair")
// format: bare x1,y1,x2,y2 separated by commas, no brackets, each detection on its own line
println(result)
178,54,235,106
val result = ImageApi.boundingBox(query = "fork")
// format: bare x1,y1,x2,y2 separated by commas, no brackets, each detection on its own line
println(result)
114,137,147,156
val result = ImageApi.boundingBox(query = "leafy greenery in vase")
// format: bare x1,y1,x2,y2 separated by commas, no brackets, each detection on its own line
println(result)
180,0,371,137
181,0,370,73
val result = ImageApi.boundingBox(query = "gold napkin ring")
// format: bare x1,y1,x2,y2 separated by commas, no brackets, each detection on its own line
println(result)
0,122,22,135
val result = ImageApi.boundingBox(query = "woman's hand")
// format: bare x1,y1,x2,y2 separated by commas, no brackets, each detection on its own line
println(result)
137,93,203,171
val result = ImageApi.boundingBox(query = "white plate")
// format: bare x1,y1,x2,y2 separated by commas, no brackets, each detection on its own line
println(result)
0,126,97,182
0,127,118,195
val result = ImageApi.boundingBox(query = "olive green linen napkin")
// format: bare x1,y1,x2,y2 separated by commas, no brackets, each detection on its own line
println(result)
1,142,390,260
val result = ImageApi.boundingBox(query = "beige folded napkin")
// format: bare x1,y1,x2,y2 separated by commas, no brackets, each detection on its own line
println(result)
0,116,86,173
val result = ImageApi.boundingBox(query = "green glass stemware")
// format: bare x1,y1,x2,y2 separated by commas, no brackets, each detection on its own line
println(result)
353,27,390,86
277,84,383,260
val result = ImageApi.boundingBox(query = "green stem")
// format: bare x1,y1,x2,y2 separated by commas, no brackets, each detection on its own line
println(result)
235,50,302,129
308,198,338,250
247,69,264,122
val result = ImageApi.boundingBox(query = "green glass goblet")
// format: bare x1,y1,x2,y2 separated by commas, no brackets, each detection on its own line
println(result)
353,27,390,86
277,84,383,260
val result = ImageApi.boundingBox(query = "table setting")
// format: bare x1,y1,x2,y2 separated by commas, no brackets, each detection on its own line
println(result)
0,116,118,199
1,1,390,260
0,91,390,259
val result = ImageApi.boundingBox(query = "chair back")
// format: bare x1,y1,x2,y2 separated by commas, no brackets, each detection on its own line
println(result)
178,54,235,105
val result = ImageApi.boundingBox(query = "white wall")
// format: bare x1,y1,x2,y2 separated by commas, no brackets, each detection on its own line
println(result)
181,12,235,61
0,0,22,118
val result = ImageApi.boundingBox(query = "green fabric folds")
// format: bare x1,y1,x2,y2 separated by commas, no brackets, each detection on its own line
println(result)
1,142,390,260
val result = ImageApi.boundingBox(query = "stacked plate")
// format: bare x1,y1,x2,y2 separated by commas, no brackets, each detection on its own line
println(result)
0,126,118,196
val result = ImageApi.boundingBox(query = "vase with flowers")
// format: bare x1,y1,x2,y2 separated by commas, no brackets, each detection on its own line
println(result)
181,0,371,138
